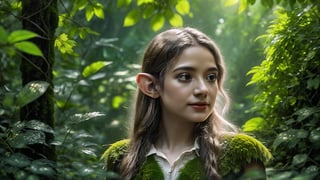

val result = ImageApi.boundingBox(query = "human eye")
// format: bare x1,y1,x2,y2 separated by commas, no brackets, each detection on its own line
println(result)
206,73,217,82
177,73,192,82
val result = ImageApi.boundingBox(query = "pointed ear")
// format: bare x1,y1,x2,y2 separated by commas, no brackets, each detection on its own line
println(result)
136,73,160,98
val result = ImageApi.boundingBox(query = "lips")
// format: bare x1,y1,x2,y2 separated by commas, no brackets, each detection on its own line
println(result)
188,103,209,110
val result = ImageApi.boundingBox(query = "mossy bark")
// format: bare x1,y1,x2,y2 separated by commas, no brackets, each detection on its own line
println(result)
20,0,58,163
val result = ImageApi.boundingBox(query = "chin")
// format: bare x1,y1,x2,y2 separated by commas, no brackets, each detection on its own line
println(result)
191,118,210,123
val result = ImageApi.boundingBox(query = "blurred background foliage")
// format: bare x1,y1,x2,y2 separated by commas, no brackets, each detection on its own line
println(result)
0,0,319,179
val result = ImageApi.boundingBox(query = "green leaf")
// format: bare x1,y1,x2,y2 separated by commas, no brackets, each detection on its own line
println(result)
94,3,104,19
58,13,68,27
292,154,308,166
169,13,183,27
307,77,320,90
297,129,308,139
29,160,55,176
305,165,319,174
82,61,112,78
25,120,54,134
69,112,105,125
5,153,30,168
84,27,100,36
79,167,94,176
0,109,4,117
14,41,43,56
143,5,155,19
0,26,8,43
137,0,154,6
54,33,77,54
273,129,307,149
2,92,15,107
74,132,93,139
12,121,26,133
294,107,320,122
246,65,267,86
117,0,132,7
15,81,49,107
273,131,292,149
11,1,22,9
81,141,98,147
10,130,46,148
77,0,88,10
150,14,165,32
238,0,248,14
123,9,140,27
81,147,97,157
242,117,267,132
8,30,38,43
175,0,190,15
79,29,86,39
112,96,125,109
309,128,320,148
224,0,239,6
24,130,47,145
85,5,94,21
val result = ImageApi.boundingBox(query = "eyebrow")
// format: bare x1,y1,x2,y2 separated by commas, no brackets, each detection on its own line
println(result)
172,66,219,72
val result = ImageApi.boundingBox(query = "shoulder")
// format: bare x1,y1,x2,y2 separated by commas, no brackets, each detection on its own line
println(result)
101,139,130,173
219,133,272,176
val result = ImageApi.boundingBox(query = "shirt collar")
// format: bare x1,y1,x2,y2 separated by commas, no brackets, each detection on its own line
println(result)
146,137,200,157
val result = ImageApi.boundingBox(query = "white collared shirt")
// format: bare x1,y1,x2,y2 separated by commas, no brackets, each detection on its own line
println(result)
146,139,200,180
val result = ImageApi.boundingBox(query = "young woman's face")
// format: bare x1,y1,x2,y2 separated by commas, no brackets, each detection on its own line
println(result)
159,46,218,124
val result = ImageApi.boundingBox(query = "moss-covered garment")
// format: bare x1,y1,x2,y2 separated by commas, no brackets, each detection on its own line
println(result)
101,133,272,179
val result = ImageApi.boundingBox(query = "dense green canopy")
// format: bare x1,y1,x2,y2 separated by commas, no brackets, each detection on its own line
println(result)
0,0,319,179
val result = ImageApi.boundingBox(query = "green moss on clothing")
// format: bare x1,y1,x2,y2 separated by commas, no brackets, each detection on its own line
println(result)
101,134,272,179
219,134,272,176
135,156,164,180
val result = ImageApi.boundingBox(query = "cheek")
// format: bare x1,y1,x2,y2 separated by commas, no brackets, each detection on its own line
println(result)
162,81,189,98
209,86,218,99
164,84,185,96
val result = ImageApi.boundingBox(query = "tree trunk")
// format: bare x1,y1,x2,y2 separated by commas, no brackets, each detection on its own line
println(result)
20,0,58,162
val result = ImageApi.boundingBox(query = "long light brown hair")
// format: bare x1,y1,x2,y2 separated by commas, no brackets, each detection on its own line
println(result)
121,27,237,179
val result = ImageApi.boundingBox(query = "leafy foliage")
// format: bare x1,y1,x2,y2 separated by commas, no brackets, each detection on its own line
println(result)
54,112,107,179
82,61,112,78
0,81,108,179
225,0,318,13
245,3,320,179
0,82,56,179
121,0,192,31
0,26,43,57
54,33,77,55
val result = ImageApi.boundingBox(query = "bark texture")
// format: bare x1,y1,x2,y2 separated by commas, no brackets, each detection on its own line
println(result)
20,0,58,163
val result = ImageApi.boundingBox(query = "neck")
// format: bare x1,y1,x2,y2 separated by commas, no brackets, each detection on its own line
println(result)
155,119,195,165
156,119,195,152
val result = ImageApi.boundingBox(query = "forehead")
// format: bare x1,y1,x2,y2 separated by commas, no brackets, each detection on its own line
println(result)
169,46,217,70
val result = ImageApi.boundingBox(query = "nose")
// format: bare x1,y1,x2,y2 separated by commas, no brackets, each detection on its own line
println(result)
193,78,208,97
